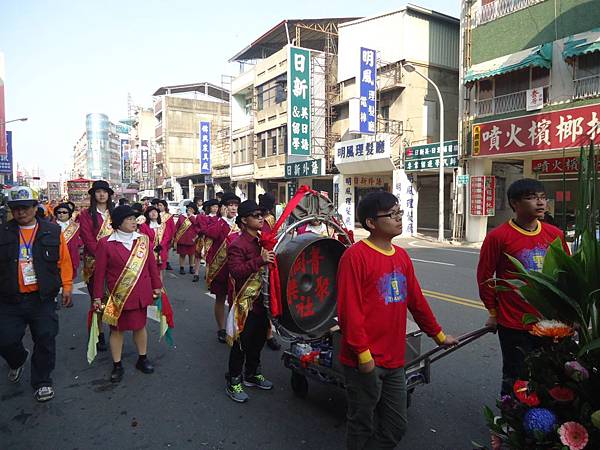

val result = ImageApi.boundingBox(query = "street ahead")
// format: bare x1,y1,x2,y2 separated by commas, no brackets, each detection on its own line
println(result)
0,240,501,450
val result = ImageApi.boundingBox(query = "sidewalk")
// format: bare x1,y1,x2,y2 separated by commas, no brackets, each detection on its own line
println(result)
351,227,483,250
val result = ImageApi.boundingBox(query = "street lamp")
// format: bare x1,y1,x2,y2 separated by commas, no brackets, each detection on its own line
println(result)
401,61,445,242
0,117,28,126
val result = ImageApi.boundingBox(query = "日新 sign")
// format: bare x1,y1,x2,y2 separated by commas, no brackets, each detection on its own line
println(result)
473,104,600,156
405,140,459,172
288,46,311,157
199,121,211,175
285,158,325,179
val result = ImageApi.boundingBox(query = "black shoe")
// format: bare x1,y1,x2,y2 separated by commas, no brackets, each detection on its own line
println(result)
166,262,173,271
217,329,227,344
192,275,200,282
179,267,185,275
96,333,107,352
266,337,281,351
111,365,124,383
135,358,154,374
189,266,194,274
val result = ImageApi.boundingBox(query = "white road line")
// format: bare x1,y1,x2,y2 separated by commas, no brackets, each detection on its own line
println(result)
411,258,455,266
205,292,216,299
407,241,480,255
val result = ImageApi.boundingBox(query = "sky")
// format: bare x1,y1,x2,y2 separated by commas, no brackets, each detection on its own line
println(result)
0,0,459,180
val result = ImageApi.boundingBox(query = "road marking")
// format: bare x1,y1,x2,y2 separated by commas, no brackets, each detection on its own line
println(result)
408,241,480,255
205,292,216,299
422,289,487,311
411,258,455,266
72,281,88,296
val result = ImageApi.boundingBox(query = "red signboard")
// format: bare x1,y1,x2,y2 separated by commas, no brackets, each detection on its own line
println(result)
470,175,496,216
473,104,600,156
532,156,600,174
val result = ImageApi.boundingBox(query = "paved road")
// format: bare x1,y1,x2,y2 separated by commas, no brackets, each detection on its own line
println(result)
0,240,501,450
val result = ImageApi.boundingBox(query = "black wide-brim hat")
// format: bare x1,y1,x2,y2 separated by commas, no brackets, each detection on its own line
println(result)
235,199,261,225
111,205,137,229
258,192,276,212
88,180,114,196
220,192,241,207
202,199,219,213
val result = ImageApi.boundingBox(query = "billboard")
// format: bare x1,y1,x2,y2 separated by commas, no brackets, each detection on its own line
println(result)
288,46,311,157
358,47,377,134
47,182,61,201
120,139,131,182
0,130,12,177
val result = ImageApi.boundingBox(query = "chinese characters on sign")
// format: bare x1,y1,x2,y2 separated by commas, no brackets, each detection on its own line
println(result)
285,158,324,179
334,135,390,164
199,121,211,175
404,140,459,171
0,131,12,175
470,176,496,216
334,174,355,229
47,182,60,201
532,156,600,174
120,139,131,183
474,104,600,156
288,46,311,156
352,176,387,188
359,47,377,135
393,169,416,236
141,146,149,175
526,87,544,111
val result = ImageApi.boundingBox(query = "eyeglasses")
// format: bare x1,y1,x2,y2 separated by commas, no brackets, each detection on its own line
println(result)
375,209,404,220
522,194,548,201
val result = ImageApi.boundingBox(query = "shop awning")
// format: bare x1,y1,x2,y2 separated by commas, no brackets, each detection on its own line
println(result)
464,43,552,83
563,28,600,59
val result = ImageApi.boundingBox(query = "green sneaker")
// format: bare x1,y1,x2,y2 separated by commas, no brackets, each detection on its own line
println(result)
244,373,273,390
226,376,249,403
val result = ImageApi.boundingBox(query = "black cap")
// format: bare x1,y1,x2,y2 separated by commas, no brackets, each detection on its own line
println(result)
150,198,160,205
54,202,73,218
258,192,276,212
235,200,261,225
185,202,199,214
111,205,137,229
202,199,219,213
220,192,241,207
88,180,114,196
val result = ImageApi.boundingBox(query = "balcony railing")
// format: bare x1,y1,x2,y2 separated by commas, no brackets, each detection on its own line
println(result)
574,75,600,100
475,86,548,117
155,123,163,140
472,0,546,28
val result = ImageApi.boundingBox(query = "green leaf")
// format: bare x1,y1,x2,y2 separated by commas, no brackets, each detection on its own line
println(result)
522,313,539,325
577,337,600,357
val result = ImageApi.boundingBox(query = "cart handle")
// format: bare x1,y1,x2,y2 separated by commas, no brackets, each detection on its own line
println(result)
405,326,494,369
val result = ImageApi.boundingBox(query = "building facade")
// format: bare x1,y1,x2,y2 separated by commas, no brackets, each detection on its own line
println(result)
460,0,600,241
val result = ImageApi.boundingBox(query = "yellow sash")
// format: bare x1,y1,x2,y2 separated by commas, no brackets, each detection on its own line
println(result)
265,214,275,230
173,217,192,247
102,235,150,326
83,212,113,283
161,212,172,223
206,222,239,288
62,221,79,244
226,270,263,346
153,223,166,263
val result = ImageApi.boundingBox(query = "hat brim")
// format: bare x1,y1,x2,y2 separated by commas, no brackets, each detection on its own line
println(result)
8,200,38,208
88,187,115,196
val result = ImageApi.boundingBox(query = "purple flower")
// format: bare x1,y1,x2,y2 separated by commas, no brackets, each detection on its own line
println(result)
564,361,590,382
499,395,516,411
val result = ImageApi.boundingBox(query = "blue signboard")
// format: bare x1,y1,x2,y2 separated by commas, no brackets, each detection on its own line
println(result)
199,121,211,175
359,47,377,135
0,131,13,176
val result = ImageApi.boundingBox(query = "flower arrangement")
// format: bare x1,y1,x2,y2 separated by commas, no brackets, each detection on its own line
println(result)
478,144,600,450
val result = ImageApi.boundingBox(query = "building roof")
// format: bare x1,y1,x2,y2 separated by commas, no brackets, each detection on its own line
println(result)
152,82,229,101
339,3,458,28
229,18,361,62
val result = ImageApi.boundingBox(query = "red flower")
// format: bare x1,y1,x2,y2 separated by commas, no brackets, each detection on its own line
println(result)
514,380,541,407
549,386,575,402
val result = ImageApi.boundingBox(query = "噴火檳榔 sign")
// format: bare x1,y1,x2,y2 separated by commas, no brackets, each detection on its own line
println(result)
473,104,600,156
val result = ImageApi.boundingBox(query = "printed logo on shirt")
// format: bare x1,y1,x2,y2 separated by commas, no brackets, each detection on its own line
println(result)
377,271,407,305
515,245,548,272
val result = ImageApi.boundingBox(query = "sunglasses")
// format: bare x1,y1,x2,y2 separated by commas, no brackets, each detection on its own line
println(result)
55,210,70,215
247,212,265,219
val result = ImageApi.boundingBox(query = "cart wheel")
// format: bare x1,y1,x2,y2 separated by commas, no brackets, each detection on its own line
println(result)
407,388,414,408
291,371,308,398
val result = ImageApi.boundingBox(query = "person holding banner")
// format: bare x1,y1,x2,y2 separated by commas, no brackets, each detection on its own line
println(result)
92,205,162,383
53,202,82,281
139,205,172,280
78,180,114,352
174,203,198,275
203,193,240,344
225,200,275,403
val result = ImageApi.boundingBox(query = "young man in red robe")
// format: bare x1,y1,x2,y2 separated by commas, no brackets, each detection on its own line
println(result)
337,191,458,449
477,178,569,395
225,200,275,402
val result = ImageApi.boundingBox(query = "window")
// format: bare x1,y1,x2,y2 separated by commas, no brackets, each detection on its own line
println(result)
270,130,277,155
259,132,267,158
278,126,287,155
379,105,390,133
256,74,287,111
576,52,600,79
495,70,529,96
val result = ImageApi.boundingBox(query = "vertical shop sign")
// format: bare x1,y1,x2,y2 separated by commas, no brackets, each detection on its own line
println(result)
470,175,496,216
333,174,355,229
141,146,148,175
200,121,211,174
120,139,131,182
288,46,311,156
0,131,13,178
393,169,416,236
359,47,377,135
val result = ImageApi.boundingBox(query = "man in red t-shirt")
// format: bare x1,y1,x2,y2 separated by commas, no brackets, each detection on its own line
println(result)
477,178,569,396
337,191,458,450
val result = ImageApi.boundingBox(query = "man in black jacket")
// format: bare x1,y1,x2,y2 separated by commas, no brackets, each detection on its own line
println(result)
0,186,73,402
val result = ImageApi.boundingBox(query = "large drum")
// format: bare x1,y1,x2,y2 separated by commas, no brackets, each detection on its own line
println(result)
275,233,347,337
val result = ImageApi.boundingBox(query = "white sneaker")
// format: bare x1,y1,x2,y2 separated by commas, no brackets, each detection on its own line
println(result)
34,386,55,402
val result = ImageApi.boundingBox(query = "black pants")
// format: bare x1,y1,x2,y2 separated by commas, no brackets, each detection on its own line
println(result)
497,324,544,396
228,309,269,379
0,293,59,389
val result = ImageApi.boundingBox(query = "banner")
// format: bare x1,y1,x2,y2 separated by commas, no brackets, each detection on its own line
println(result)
200,121,211,174
288,46,311,156
0,130,12,175
47,182,60,201
120,139,131,183
358,47,377,135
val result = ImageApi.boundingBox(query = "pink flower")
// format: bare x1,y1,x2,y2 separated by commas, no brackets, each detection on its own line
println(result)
558,422,589,450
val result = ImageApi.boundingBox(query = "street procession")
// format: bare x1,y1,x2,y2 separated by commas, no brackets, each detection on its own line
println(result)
2,1,600,449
